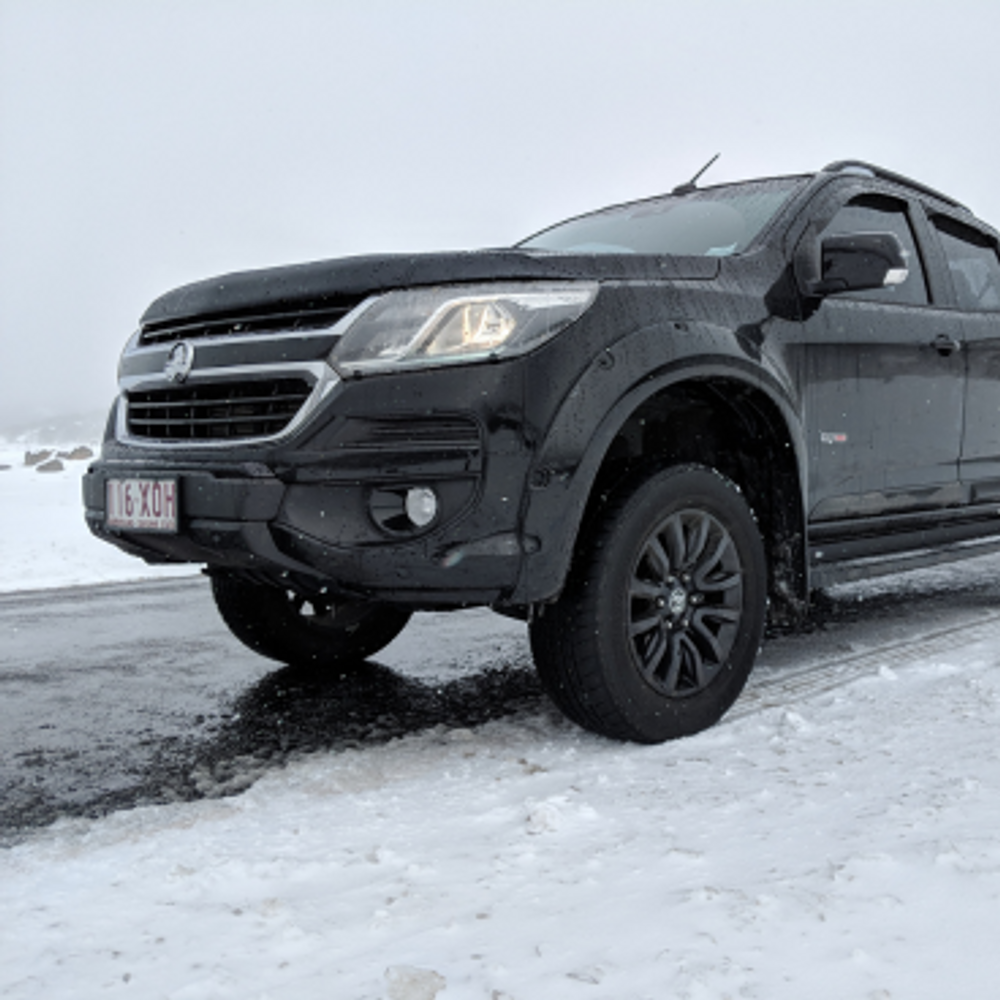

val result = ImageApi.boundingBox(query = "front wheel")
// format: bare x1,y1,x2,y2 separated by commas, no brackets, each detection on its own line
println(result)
211,573,412,671
529,465,767,743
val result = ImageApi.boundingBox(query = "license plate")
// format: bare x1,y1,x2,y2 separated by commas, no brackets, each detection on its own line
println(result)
106,478,178,532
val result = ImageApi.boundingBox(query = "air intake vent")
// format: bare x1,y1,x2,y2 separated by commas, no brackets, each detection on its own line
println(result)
127,378,313,441
339,416,481,452
139,303,358,345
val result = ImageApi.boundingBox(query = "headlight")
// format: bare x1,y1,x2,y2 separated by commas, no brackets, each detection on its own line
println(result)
329,282,598,376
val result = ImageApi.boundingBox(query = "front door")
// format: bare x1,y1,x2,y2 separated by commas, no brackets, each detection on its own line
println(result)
799,193,965,521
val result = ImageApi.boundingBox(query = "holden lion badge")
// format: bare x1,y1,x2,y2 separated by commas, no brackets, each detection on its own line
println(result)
164,341,195,383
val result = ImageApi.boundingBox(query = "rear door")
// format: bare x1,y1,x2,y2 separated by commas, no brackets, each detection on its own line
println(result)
930,214,1000,500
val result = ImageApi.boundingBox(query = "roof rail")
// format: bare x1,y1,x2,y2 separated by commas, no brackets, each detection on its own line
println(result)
822,160,967,210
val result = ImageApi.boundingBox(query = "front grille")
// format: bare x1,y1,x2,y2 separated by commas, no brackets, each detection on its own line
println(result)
139,303,359,345
127,378,313,441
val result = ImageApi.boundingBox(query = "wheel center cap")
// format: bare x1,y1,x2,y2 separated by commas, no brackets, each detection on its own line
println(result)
667,586,689,617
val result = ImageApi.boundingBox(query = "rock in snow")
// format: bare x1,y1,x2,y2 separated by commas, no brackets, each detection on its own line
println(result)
22,448,52,467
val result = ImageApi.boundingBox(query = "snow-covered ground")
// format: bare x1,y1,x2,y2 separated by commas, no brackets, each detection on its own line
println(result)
2,437,1000,998
0,439,195,592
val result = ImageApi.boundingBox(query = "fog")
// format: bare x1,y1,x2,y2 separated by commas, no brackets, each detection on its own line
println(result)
2,0,999,429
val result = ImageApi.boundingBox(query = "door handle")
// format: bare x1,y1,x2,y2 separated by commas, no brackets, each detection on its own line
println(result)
932,334,962,356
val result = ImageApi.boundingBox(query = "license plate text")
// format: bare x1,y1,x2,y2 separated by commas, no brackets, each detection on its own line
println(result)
106,478,178,532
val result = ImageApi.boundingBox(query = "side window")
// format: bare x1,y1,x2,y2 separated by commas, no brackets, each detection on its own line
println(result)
933,216,1000,311
822,195,929,306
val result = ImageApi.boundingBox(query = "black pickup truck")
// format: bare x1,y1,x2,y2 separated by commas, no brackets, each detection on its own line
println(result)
83,160,1000,743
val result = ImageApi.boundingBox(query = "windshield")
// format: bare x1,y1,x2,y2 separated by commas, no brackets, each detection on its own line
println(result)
519,177,805,257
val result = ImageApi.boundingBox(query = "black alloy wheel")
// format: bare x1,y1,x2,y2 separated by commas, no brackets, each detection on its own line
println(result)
529,464,767,743
628,507,743,698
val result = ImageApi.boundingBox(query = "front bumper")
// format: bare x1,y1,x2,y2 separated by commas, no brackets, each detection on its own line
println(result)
83,461,531,605
84,355,542,606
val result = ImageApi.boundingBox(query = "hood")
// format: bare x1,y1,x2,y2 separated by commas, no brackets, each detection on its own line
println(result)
140,249,720,328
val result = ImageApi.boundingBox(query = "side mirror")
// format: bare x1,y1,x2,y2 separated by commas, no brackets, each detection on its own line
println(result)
797,231,909,297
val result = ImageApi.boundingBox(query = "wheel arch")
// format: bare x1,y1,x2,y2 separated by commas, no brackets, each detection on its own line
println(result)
512,357,808,622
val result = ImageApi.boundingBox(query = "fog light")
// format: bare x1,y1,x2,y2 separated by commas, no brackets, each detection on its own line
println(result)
405,486,438,528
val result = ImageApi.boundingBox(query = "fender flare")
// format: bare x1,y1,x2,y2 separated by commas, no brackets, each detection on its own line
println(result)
509,322,807,604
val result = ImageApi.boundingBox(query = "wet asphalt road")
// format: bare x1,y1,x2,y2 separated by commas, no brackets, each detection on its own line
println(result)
3,564,1000,843
0,576,541,843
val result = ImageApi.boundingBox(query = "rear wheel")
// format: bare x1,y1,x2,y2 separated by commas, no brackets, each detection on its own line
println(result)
211,573,411,670
529,464,767,742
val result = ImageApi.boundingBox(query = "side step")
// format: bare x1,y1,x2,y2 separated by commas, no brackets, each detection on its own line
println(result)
810,534,1000,588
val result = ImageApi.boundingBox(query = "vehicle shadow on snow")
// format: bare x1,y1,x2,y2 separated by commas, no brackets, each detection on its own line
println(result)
0,655,546,842
161,655,547,802
0,658,555,847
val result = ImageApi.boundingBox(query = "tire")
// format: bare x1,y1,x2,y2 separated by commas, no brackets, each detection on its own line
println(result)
211,573,412,670
529,464,767,743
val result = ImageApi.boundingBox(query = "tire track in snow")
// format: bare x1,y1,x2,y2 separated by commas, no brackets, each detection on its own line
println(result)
730,610,1000,721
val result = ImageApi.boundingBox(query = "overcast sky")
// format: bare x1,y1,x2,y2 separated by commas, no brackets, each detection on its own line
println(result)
2,0,1000,429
